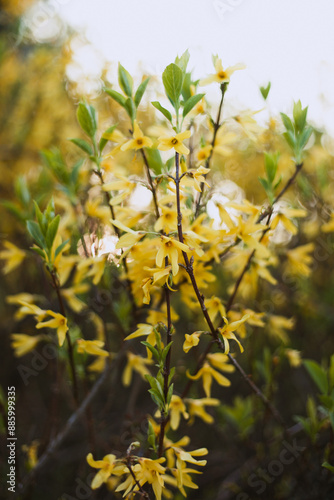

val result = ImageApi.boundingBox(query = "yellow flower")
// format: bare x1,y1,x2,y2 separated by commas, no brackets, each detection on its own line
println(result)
218,315,250,354
156,236,190,276
11,334,44,357
154,207,178,233
322,213,334,233
61,283,89,312
134,457,166,500
172,463,202,497
186,166,210,192
87,453,119,489
200,56,245,86
185,398,220,425
125,323,156,356
36,310,68,346
186,362,232,397
0,241,25,274
285,348,302,367
197,145,212,163
22,440,39,469
120,120,153,151
157,130,191,155
12,300,47,322
85,198,110,224
183,331,202,353
271,208,307,235
77,339,109,357
286,243,314,277
169,395,189,430
122,352,153,386
268,315,295,344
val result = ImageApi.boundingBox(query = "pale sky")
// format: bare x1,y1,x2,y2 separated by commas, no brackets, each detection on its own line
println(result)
32,0,334,133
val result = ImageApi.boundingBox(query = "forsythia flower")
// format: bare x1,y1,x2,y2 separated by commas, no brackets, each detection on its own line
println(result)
154,207,178,233
158,130,191,155
121,120,153,151
186,166,210,192
122,352,153,386
0,241,25,274
36,310,68,346
197,145,212,163
169,395,189,430
285,348,302,367
218,315,250,354
11,334,44,357
186,360,233,397
87,453,119,489
268,315,295,343
183,331,202,353
156,236,190,276
185,397,220,425
77,339,109,357
200,56,245,86
286,243,314,277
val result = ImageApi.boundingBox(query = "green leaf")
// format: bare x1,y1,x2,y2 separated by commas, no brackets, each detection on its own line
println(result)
145,148,163,175
264,152,278,184
283,130,296,150
69,138,93,155
27,220,46,249
1,201,26,221
322,461,334,473
40,148,70,185
147,420,157,450
46,215,60,250
165,157,174,172
134,78,150,108
293,101,308,132
77,102,97,139
118,63,133,97
260,82,271,100
141,341,160,361
281,113,294,133
161,341,173,363
162,63,183,107
182,93,205,118
124,97,136,122
329,355,334,390
148,389,164,408
55,239,69,258
151,101,172,123
304,359,328,394
33,200,47,234
105,88,127,108
14,176,30,207
175,49,190,74
298,127,313,150
168,367,175,386
98,124,118,153
166,383,174,406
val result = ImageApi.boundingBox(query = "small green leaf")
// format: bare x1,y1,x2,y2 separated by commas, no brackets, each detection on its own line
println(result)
14,176,30,207
281,113,294,133
134,78,150,108
162,63,183,107
182,93,205,118
304,359,328,395
264,152,279,184
283,130,296,150
161,341,173,363
77,102,97,139
145,148,164,175
55,239,69,258
298,127,313,150
46,215,60,250
322,461,334,473
27,220,46,249
168,367,175,386
166,383,174,406
33,201,47,234
175,49,190,74
151,101,172,123
124,97,136,122
105,88,127,108
118,63,133,97
141,341,160,361
99,124,118,153
69,138,93,155
260,82,271,100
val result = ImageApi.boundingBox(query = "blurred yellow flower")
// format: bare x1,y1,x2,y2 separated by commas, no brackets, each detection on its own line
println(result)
11,334,44,357
200,56,245,86
36,310,68,346
77,339,109,357
0,241,25,274
121,120,153,151
158,130,191,155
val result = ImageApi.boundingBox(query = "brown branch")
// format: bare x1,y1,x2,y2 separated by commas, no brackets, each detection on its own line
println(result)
194,83,227,218
17,359,116,497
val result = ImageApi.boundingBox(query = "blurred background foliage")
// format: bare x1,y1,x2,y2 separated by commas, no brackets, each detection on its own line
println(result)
1,1,334,500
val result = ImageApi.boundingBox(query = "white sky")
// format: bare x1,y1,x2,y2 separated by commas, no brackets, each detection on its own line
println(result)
36,0,334,133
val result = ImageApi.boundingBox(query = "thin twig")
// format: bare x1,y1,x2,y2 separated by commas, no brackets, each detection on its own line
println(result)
194,83,227,218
